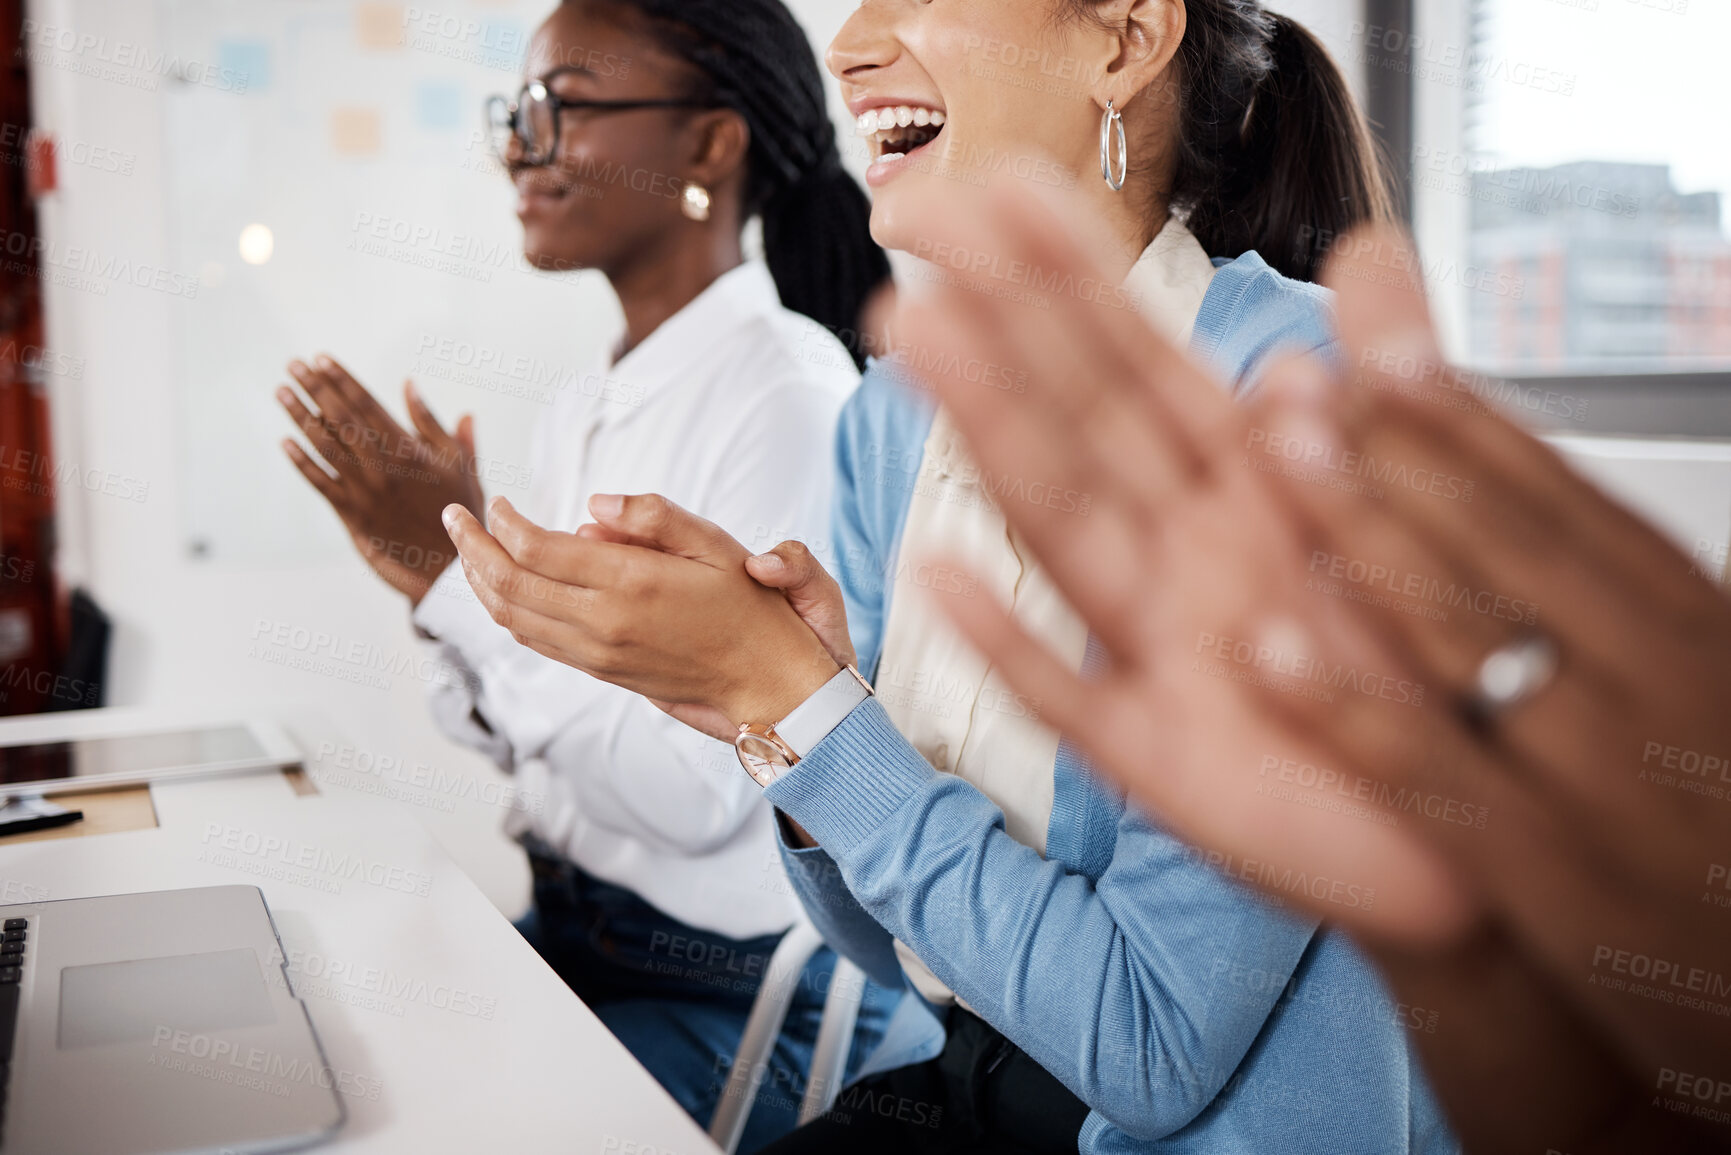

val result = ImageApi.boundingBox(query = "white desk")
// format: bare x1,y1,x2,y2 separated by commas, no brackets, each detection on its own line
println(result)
0,712,721,1155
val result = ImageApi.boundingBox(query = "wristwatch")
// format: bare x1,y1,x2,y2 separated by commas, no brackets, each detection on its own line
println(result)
734,665,874,787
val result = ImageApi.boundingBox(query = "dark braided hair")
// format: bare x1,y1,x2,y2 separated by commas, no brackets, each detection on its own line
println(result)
1066,1,1394,283
583,0,889,367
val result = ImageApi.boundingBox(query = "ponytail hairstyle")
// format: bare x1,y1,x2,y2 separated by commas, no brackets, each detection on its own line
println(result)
1069,1,1395,283
586,0,890,367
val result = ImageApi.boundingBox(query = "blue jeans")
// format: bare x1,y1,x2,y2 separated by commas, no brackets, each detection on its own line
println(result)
514,844,894,1154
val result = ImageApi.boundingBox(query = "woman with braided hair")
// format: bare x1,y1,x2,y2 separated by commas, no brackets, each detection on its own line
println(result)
273,2,892,1149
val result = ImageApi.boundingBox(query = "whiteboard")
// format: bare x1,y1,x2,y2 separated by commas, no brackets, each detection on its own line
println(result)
158,0,618,563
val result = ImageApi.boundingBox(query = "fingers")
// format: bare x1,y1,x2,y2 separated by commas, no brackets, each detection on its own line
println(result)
404,380,472,466
1319,224,1443,380
586,493,748,568
316,354,400,430
454,413,477,460
897,199,1178,646
444,504,596,634
481,497,622,589
276,385,350,472
287,356,408,466
281,438,346,505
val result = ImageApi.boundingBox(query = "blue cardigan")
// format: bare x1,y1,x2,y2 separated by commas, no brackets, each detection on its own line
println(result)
764,253,1458,1154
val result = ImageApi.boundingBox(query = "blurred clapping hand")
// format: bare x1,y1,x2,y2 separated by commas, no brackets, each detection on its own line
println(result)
901,186,1731,1151
277,356,485,605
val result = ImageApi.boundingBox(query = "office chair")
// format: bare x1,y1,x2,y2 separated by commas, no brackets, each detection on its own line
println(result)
706,918,867,1155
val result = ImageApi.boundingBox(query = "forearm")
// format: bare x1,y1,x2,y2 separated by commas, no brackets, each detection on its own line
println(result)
777,836,907,990
764,698,1313,1135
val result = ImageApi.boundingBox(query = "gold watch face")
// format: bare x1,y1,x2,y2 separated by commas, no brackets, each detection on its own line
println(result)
735,731,792,787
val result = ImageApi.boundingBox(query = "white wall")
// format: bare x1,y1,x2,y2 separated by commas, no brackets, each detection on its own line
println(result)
21,0,1371,916
47,0,1724,929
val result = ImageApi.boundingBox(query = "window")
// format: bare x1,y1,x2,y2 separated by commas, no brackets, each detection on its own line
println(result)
1401,0,1731,433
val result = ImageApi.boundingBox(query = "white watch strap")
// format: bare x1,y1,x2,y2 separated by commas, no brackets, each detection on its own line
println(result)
776,666,872,759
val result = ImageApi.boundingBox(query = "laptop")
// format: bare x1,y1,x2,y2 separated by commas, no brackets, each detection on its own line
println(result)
0,886,346,1154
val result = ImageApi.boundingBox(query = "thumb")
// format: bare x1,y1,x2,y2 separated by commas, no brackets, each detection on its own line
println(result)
586,493,746,566
747,541,856,667
455,413,478,462
746,540,830,601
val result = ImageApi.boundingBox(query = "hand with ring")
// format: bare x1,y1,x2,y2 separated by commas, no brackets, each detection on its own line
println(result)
901,185,1731,1148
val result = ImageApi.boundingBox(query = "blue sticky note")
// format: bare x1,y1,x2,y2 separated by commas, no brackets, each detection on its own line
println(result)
218,39,271,94
416,82,463,130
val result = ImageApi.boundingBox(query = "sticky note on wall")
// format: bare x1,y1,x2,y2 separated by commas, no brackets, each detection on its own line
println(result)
331,107,383,156
356,3,407,50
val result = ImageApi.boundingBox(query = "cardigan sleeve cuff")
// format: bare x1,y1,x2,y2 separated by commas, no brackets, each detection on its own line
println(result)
764,696,937,857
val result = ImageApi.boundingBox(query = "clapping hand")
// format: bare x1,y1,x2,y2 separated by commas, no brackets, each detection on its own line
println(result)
277,356,485,605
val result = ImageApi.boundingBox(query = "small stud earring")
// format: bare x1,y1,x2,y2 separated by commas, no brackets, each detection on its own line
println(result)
681,183,712,222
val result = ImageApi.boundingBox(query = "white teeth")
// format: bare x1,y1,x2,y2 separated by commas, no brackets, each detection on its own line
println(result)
855,106,946,137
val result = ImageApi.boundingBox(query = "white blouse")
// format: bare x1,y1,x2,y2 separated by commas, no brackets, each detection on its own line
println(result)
878,218,1220,1004
415,261,859,939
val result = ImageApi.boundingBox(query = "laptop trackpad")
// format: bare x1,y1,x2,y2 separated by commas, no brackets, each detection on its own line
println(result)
57,948,278,1048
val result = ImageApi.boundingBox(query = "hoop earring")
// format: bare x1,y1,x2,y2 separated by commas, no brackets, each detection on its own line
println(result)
1099,100,1127,192
681,182,712,222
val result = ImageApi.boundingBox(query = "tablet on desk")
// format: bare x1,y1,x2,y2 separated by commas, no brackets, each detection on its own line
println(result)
0,719,300,799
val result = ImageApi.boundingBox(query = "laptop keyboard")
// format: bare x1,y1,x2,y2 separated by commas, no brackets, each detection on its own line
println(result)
0,916,23,1140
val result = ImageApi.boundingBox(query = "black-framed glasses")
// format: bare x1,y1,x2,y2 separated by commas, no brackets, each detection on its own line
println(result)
484,79,714,166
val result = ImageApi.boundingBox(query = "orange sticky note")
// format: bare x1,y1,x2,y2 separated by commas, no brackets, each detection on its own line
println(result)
356,3,406,50
331,107,382,156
